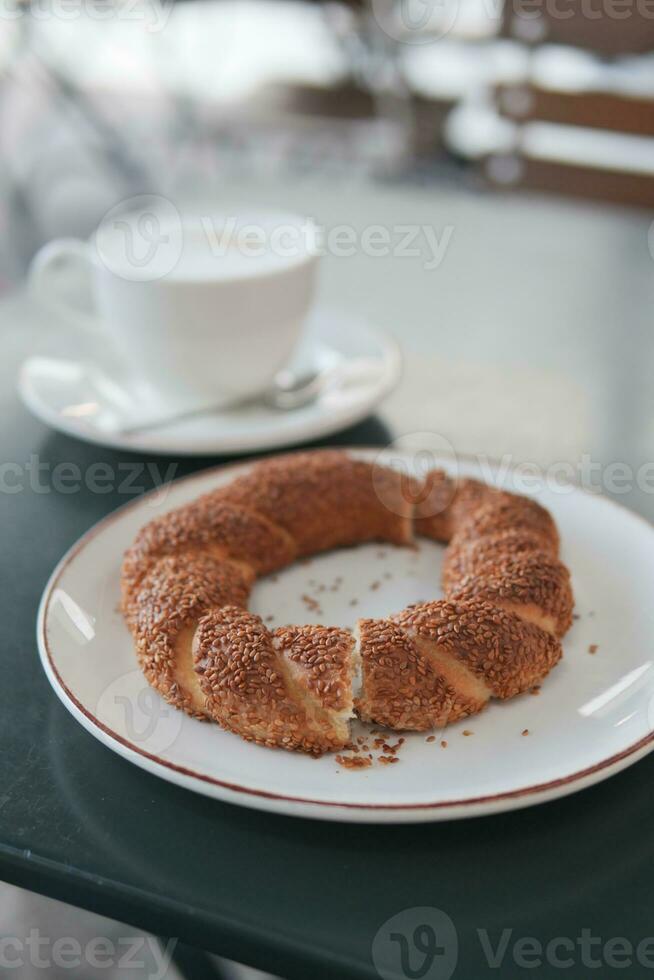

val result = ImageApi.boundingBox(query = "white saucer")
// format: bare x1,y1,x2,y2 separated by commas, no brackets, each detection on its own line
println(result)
38,450,654,822
18,310,400,456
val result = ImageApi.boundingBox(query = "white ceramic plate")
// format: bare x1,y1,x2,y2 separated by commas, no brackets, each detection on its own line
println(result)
19,310,400,456
37,451,654,822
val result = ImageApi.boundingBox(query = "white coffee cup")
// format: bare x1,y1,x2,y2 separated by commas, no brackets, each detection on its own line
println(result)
29,197,319,411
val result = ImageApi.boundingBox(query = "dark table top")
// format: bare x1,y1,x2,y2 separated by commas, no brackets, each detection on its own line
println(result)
4,180,654,980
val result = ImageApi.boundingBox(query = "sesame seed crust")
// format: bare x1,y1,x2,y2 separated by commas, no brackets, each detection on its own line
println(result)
355,617,487,730
395,598,562,700
415,472,559,555
453,495,559,554
131,553,252,716
442,529,547,589
415,474,500,542
194,607,350,754
214,451,415,556
121,497,296,620
274,625,354,713
122,453,572,752
447,552,574,637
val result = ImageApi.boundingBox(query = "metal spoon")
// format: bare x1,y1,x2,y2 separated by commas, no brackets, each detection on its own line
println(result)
112,361,343,435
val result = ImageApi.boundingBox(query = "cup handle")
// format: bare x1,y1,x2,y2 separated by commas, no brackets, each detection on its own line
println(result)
28,238,100,331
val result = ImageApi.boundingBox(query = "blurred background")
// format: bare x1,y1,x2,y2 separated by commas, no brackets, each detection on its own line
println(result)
2,0,654,287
